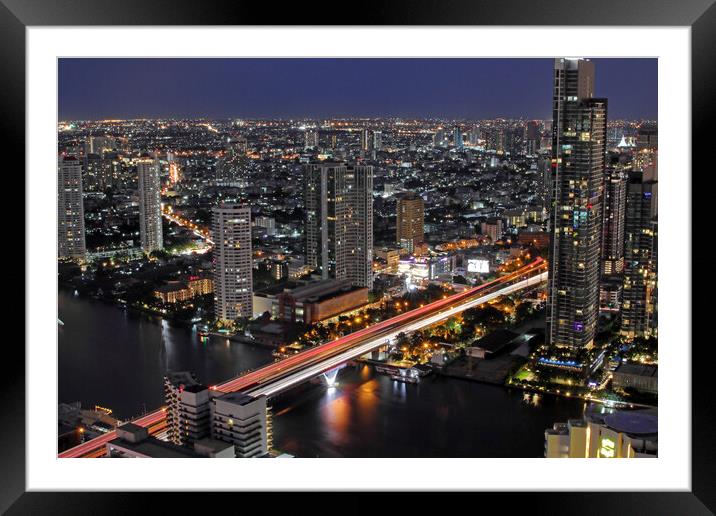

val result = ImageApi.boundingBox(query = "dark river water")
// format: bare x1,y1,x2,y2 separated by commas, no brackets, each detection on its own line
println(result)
58,289,588,457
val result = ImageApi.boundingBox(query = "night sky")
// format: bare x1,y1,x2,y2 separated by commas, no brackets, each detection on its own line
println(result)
58,58,657,121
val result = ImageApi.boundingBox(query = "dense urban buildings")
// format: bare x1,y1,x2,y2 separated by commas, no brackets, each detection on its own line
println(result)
212,204,253,321
57,155,86,260
546,58,607,353
57,57,659,461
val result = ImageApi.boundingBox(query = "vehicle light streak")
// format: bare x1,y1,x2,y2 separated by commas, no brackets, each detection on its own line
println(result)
59,258,546,458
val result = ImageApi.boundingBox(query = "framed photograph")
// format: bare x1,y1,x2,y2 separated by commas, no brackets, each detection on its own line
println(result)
6,0,712,512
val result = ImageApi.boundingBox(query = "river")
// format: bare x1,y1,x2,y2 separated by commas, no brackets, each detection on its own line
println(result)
58,289,588,457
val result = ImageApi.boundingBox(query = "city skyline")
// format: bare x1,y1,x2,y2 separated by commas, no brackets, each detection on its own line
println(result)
57,57,659,460
58,58,657,121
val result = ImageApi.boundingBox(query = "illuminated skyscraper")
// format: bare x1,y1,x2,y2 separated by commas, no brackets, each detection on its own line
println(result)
621,170,658,338
304,162,373,289
453,126,463,149
547,58,607,351
360,129,372,152
601,158,628,276
433,127,446,147
372,130,382,151
468,126,480,147
305,129,319,149
58,155,86,260
525,121,540,155
212,204,253,321
396,192,425,252
137,153,163,253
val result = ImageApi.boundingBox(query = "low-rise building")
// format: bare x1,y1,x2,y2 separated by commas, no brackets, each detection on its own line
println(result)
612,363,658,394
544,408,658,458
466,329,519,359
106,423,234,458
153,275,214,303
276,279,369,324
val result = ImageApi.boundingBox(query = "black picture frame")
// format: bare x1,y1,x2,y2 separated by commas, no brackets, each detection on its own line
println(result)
4,0,711,513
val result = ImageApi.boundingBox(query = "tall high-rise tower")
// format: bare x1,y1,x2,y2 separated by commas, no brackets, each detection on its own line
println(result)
453,126,463,150
137,154,163,253
396,192,425,252
58,155,86,260
547,58,607,351
372,131,383,151
621,170,658,338
601,157,628,276
212,204,253,321
305,129,319,149
360,129,372,152
304,162,373,289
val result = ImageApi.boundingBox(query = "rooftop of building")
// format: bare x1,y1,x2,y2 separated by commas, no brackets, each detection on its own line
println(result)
216,391,260,407
276,278,366,302
603,410,658,437
614,363,658,378
193,438,235,455
183,383,209,394
164,371,199,388
155,281,189,293
471,329,520,353
108,434,203,458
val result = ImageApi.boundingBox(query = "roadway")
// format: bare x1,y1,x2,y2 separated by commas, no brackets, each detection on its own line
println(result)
58,257,546,458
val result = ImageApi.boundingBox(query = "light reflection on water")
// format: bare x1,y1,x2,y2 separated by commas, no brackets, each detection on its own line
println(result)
60,289,589,457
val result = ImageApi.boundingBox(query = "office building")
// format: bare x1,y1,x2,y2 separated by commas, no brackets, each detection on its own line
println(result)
433,127,446,147
106,423,233,458
360,128,372,152
275,278,369,324
525,120,540,155
546,58,607,351
621,170,658,338
453,125,463,149
254,215,276,236
481,218,504,243
637,124,658,150
229,136,248,155
601,162,627,276
178,384,213,445
467,126,480,146
212,204,253,321
164,371,200,445
58,155,86,260
396,192,425,252
544,409,657,458
137,153,163,253
305,129,319,149
612,363,658,394
372,130,382,151
211,392,270,458
304,162,373,289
